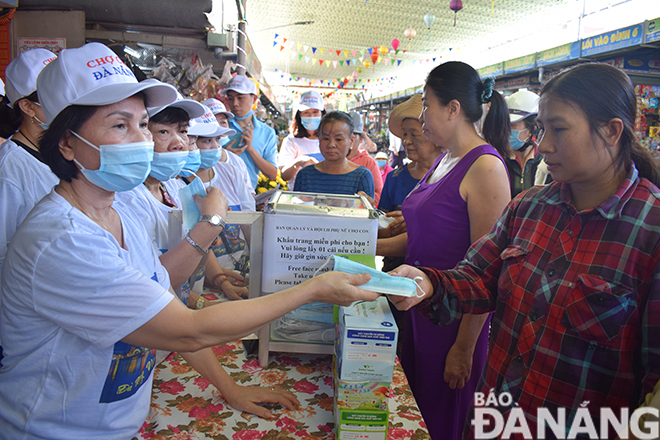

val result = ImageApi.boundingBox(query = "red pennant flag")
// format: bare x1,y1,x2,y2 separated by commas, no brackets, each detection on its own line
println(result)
283,38,288,44
319,59,323,66
336,50,341,56
280,46,285,52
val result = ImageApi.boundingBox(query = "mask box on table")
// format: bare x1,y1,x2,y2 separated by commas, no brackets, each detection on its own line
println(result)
333,358,390,412
336,296,398,382
334,405,389,440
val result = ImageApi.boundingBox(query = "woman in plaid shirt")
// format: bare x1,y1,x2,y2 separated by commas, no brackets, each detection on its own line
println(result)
389,63,660,439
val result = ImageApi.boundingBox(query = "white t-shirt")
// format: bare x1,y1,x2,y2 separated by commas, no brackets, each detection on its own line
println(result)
223,149,253,195
277,135,322,189
0,190,174,440
115,183,181,255
0,140,59,282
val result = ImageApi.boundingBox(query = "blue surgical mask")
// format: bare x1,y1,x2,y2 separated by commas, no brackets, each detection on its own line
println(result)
509,129,528,151
234,110,254,121
376,160,387,167
220,136,231,147
325,255,425,298
150,151,188,181
301,116,321,131
70,131,154,192
199,148,222,169
178,174,207,229
179,149,201,177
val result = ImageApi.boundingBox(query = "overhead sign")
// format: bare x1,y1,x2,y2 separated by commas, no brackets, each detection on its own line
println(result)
580,24,643,57
504,54,536,74
645,18,660,43
536,42,580,67
17,38,66,55
477,62,503,78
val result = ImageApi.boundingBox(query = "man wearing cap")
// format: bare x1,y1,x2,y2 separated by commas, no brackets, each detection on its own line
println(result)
201,98,253,192
221,75,278,189
347,111,383,206
504,89,550,197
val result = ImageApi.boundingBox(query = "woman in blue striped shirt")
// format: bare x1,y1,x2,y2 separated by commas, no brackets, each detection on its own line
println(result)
293,111,375,197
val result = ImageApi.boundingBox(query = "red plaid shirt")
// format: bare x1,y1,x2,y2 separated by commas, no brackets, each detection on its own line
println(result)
417,166,660,439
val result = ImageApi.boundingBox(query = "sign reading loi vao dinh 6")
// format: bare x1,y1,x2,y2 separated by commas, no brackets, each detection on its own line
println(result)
504,54,536,75
645,18,660,43
581,24,643,57
536,42,580,67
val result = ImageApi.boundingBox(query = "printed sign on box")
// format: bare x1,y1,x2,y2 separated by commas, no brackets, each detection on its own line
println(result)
262,213,377,293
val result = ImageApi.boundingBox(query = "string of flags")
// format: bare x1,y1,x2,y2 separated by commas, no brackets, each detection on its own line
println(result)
271,33,454,69
273,68,398,89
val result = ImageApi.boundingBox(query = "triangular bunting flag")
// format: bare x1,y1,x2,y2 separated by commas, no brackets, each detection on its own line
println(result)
320,48,325,54
367,48,373,55
339,60,344,66
297,43,302,51
432,57,436,62
391,59,395,65
336,50,341,56
303,45,309,53
274,33,279,40
346,59,351,66
319,59,323,65
289,41,296,49
299,54,303,60
273,41,277,47
305,56,310,63
402,50,407,54
312,57,317,63
280,46,285,52
344,50,349,58
352,49,357,57
283,38,287,44
333,60,338,68
312,47,317,54
291,51,296,59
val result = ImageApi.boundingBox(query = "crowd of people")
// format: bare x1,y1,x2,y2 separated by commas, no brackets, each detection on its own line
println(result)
0,40,659,440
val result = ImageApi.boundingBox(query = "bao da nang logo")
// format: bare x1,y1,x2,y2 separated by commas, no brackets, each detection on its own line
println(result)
472,390,659,439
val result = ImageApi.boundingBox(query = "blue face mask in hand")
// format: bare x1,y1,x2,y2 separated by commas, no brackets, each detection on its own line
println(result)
150,151,188,181
179,149,201,177
322,255,425,298
178,174,207,229
70,131,154,192
199,148,222,169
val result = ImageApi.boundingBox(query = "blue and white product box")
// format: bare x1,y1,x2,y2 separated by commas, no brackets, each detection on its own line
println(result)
336,296,398,382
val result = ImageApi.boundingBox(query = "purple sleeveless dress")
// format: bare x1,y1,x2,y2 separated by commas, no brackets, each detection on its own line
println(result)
400,145,501,440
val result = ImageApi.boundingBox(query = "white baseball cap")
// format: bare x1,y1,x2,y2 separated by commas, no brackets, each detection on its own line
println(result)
298,90,324,111
201,98,234,118
5,48,57,107
349,111,364,134
148,91,205,119
507,90,539,123
37,42,178,124
188,104,236,137
220,75,257,96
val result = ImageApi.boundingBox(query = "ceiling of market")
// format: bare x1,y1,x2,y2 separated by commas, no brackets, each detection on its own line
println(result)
234,0,660,96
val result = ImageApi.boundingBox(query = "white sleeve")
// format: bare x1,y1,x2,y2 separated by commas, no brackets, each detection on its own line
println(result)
277,136,300,168
232,166,256,211
31,231,174,348
0,179,31,273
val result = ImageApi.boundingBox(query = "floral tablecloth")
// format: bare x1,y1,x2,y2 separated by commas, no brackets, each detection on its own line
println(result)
134,341,429,440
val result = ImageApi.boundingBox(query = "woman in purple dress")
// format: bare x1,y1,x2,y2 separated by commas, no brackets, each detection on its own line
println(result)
378,62,512,439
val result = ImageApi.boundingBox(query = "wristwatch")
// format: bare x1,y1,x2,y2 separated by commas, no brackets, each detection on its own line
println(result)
196,295,205,309
199,214,226,229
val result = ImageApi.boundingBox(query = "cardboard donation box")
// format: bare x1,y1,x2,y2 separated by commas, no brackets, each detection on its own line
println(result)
261,191,378,349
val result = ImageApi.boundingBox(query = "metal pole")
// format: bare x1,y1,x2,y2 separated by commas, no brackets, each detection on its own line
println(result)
236,0,246,75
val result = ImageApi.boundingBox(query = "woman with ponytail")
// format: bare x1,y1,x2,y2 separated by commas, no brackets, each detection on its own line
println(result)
376,61,511,440
388,62,660,438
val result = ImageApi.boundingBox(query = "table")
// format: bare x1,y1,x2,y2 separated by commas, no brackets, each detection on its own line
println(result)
133,341,429,439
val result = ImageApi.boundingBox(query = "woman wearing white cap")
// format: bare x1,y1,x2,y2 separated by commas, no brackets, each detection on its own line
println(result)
0,42,378,439
172,104,256,301
0,48,59,285
504,89,550,197
115,93,209,309
201,97,253,192
278,90,326,189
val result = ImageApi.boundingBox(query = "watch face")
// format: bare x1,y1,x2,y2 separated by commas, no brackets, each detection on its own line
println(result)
211,214,221,226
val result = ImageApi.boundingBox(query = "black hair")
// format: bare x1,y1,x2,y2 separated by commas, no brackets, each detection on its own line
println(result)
40,105,98,182
318,111,354,136
425,61,511,158
541,63,660,187
0,91,39,138
292,109,327,138
149,107,190,126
